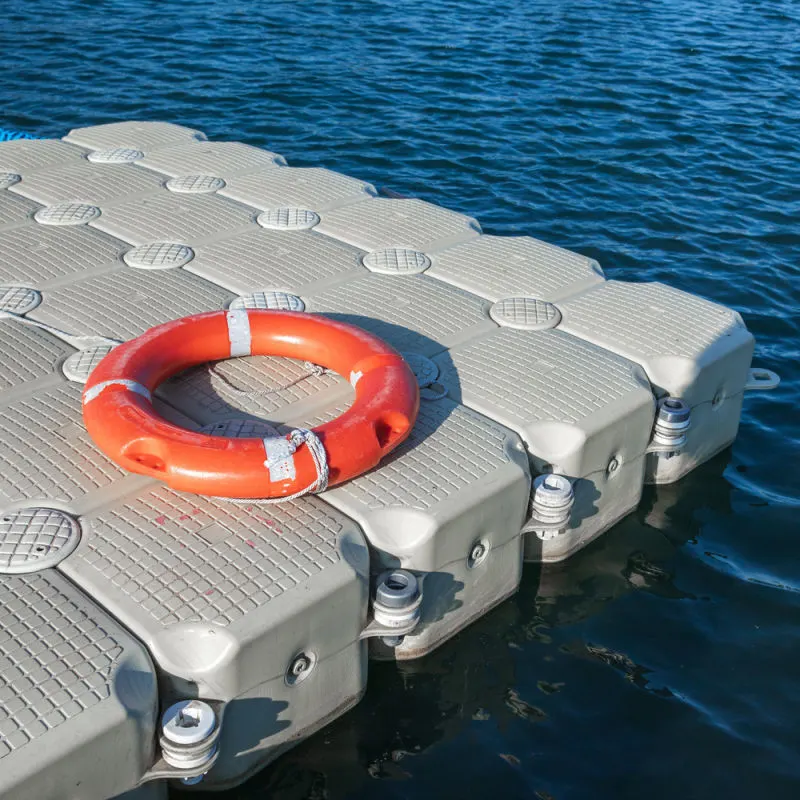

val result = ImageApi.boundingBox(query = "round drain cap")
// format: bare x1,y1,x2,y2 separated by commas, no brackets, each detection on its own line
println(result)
124,242,195,269
229,291,305,312
257,208,320,231
62,344,116,383
87,148,144,164
0,172,21,189
0,286,41,314
363,248,431,275
402,353,439,388
166,175,226,194
201,419,280,438
489,297,561,330
0,508,81,574
34,202,101,226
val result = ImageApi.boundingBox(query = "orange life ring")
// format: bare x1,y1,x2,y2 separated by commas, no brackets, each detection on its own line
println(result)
82,309,419,499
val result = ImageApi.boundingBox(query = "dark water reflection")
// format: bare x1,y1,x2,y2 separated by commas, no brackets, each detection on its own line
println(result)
3,0,799,796
228,454,799,800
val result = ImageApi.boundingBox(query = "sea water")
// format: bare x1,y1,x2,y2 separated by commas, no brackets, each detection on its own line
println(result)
2,1,798,797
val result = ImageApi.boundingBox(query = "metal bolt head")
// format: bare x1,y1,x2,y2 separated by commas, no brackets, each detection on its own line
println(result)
286,651,317,685
375,569,419,609
657,397,690,423
468,541,489,569
532,474,573,507
292,655,311,676
161,700,216,745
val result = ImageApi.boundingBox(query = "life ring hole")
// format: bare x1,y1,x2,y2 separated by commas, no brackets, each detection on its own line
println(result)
129,452,167,472
374,411,411,452
121,439,168,473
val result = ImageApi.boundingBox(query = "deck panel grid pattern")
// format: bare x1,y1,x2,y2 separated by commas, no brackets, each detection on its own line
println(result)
0,573,121,758
0,383,126,504
0,225,125,285
77,489,342,627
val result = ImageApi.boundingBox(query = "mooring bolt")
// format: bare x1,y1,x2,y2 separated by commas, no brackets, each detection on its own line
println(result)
372,569,422,647
651,397,691,459
529,473,575,541
160,699,219,784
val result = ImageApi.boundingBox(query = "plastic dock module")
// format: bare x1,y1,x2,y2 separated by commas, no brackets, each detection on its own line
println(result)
0,121,771,796
0,570,157,800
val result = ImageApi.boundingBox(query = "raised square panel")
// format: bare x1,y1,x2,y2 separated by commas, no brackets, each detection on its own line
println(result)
325,398,530,659
437,327,655,562
0,139,88,174
61,487,369,785
186,226,365,294
428,234,605,301
558,280,755,484
135,140,285,178
64,121,206,152
28,268,234,340
89,191,254,244
0,226,125,287
316,198,481,252
11,161,164,206
220,167,376,212
304,273,495,357
0,571,156,800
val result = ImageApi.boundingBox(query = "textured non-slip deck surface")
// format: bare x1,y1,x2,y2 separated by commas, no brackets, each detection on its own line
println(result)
0,570,156,799
65,487,344,628
0,122,755,796
0,571,124,756
0,225,126,286
135,140,286,177
185,227,365,293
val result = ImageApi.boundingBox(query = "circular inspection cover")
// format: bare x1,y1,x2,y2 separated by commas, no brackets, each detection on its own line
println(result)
0,508,81,574
363,248,431,275
201,419,280,438
62,344,116,383
257,208,320,231
87,148,144,164
124,242,195,269
0,286,41,314
34,202,101,226
166,175,226,194
489,297,561,330
401,352,439,388
0,172,21,189
229,291,305,312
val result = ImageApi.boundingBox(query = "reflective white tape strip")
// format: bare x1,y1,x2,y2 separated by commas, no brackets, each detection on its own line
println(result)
263,437,297,482
349,370,363,387
83,379,152,404
226,309,251,357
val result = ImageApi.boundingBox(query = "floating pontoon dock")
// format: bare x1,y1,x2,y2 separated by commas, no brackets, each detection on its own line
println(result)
0,122,773,798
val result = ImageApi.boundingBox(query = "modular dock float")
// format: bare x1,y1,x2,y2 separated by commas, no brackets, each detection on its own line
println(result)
0,122,774,797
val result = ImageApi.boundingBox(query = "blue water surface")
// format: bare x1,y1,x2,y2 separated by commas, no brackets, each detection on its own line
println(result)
2,0,799,797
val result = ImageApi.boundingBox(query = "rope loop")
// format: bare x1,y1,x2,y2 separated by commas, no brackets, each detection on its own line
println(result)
218,428,329,505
